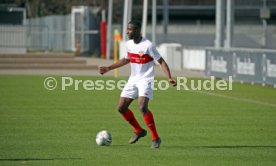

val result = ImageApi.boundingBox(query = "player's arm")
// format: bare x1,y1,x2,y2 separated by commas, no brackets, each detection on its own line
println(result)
99,58,130,75
157,57,177,86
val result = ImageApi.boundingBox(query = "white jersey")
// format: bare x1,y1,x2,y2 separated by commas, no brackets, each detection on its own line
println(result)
125,37,161,83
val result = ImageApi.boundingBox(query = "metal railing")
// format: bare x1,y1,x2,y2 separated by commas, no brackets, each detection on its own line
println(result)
0,25,49,52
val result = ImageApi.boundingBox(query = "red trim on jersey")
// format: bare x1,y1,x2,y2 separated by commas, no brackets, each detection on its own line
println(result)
128,52,153,64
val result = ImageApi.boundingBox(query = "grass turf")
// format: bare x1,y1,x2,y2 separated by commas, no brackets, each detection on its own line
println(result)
0,75,276,166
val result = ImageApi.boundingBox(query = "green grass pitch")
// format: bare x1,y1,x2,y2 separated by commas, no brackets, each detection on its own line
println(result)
0,75,276,166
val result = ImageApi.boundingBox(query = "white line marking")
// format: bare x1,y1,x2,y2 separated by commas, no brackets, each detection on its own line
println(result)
189,90,276,108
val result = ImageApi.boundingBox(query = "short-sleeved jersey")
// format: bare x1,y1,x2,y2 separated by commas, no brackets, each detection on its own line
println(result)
125,37,161,82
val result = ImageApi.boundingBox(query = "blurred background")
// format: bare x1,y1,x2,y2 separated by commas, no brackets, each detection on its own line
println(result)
0,0,275,86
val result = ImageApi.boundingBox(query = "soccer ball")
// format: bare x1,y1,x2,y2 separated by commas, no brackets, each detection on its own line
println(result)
96,130,112,146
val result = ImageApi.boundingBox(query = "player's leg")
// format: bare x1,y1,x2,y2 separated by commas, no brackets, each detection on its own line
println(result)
118,97,147,144
138,96,161,148
118,97,133,114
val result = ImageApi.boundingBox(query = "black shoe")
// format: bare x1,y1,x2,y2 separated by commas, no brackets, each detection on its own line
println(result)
151,138,161,149
129,129,147,144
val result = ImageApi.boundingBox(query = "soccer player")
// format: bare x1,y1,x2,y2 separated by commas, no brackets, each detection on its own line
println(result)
99,20,176,149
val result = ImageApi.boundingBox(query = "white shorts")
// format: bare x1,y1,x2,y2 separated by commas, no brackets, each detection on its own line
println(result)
120,80,153,100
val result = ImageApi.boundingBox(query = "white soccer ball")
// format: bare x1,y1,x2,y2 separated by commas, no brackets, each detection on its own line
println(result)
96,130,112,146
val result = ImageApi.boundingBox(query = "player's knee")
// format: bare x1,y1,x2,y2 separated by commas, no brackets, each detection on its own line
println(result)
138,104,148,114
118,105,128,114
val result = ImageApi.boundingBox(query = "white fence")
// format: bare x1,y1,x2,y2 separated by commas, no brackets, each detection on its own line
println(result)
0,13,100,54
0,25,27,54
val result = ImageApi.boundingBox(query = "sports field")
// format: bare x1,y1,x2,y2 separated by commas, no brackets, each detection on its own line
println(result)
0,75,276,166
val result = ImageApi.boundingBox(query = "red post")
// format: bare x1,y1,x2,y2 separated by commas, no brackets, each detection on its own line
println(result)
100,21,107,59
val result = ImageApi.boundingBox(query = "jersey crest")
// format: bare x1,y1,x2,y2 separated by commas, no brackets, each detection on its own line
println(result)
138,51,144,57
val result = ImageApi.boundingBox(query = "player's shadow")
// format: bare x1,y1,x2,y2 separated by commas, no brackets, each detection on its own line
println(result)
111,144,150,148
0,157,83,162
112,144,148,147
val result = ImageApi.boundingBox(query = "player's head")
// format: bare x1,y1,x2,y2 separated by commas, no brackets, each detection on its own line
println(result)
127,20,141,40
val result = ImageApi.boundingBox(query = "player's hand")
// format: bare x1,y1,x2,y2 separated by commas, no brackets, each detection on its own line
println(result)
99,66,110,75
168,78,177,87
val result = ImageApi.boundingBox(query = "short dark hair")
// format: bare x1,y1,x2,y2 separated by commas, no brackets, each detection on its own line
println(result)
128,20,141,30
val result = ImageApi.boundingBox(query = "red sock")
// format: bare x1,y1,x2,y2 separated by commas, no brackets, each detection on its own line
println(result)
121,109,143,134
143,111,159,140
